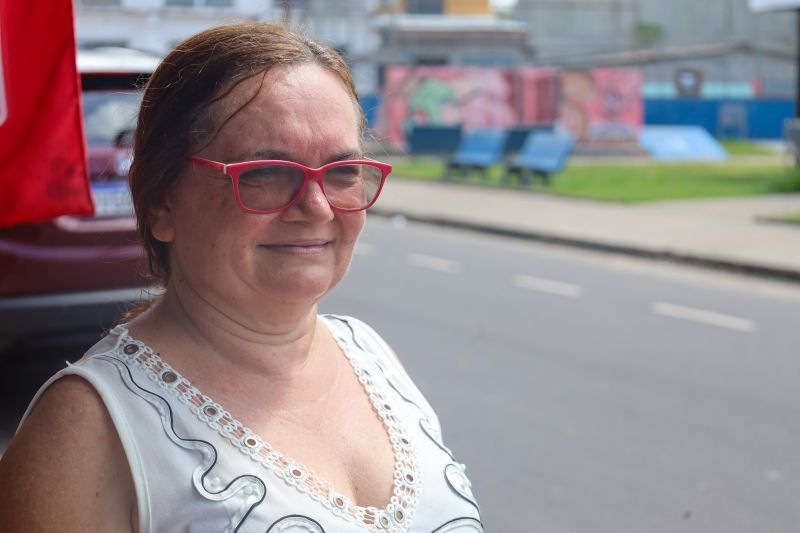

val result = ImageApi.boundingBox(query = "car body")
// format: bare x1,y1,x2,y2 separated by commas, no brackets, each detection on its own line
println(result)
0,48,160,350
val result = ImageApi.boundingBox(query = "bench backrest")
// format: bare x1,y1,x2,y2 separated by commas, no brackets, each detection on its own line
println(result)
517,132,575,173
451,128,509,167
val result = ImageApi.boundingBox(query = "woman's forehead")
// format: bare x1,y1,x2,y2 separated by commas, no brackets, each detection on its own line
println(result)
204,64,361,161
213,64,351,119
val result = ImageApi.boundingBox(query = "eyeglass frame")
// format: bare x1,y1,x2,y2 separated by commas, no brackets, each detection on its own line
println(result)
188,156,392,214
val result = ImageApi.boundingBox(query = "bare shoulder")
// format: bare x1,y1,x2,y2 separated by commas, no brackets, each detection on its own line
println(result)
0,375,136,532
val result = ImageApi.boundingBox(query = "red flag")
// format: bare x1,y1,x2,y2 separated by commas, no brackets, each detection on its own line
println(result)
0,0,93,228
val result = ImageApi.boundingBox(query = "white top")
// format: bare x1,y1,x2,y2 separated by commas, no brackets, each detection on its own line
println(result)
23,314,482,533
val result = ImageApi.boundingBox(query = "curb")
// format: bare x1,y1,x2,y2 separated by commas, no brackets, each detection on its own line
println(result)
369,208,800,284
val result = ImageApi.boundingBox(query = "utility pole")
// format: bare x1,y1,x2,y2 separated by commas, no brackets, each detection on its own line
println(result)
282,0,292,25
795,8,799,164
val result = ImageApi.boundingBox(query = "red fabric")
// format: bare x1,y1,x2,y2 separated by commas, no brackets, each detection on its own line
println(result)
0,0,93,228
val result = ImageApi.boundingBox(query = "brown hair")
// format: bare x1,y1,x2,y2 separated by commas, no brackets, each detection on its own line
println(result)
129,22,364,284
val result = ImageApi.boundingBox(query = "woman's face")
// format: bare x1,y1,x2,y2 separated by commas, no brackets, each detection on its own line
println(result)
151,64,365,313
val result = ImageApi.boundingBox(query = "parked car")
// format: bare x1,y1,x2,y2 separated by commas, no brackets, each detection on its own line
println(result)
0,47,160,352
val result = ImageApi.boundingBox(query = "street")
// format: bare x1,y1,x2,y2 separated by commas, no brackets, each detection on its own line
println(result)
3,216,800,532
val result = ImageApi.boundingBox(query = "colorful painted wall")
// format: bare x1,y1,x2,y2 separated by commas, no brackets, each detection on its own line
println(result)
380,66,560,148
558,69,644,144
378,66,643,148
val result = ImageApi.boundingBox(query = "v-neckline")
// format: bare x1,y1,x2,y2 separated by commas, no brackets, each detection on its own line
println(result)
109,316,421,531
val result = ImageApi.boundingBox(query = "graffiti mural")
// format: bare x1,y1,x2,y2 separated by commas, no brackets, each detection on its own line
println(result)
381,66,559,148
558,69,643,143
379,66,641,148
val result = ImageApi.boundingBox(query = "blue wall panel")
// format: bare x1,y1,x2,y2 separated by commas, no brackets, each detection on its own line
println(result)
361,96,795,142
746,100,795,139
644,99,795,139
359,94,381,130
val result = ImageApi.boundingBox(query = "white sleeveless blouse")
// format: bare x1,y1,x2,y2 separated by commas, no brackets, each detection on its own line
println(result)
24,314,482,533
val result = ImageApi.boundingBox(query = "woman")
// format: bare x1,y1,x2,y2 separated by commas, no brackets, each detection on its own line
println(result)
0,23,481,532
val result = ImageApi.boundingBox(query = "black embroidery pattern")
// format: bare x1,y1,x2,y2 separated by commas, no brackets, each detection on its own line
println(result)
443,464,480,513
96,354,266,533
431,517,484,532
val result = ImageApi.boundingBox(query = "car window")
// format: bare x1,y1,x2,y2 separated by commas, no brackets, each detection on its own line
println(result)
82,90,141,145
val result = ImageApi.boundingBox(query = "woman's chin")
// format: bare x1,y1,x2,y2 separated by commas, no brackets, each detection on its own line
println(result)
257,272,339,305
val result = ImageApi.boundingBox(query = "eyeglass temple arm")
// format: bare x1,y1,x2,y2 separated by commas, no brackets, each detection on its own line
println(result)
190,156,227,172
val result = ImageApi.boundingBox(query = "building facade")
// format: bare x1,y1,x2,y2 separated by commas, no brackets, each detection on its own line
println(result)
75,0,275,52
514,0,796,98
75,0,531,98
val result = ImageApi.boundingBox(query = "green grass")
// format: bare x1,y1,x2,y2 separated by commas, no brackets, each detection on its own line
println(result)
774,212,800,225
719,139,776,156
389,159,800,203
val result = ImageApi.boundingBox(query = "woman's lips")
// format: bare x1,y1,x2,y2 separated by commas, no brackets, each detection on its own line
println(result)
259,240,332,255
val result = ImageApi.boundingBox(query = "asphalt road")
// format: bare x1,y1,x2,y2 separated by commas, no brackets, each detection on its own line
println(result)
3,216,800,532
322,217,800,533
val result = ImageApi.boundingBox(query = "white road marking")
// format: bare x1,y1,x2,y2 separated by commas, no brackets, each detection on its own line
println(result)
651,302,757,332
512,274,583,298
406,253,461,274
354,242,373,256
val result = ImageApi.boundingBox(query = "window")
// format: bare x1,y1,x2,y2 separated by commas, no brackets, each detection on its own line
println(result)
406,0,443,14
80,40,128,49
272,0,310,8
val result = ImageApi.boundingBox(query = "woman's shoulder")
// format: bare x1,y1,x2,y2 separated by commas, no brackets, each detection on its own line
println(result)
11,374,117,449
11,326,132,449
0,374,135,531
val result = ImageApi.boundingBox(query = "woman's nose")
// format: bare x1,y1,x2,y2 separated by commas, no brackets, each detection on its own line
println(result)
282,178,334,221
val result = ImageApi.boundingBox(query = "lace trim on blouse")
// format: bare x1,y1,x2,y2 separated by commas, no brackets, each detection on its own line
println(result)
108,322,421,532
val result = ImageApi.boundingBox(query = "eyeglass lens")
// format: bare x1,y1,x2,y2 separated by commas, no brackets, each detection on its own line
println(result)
237,163,382,212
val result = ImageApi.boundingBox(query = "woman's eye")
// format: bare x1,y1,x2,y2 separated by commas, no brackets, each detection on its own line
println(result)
332,165,360,177
240,165,293,185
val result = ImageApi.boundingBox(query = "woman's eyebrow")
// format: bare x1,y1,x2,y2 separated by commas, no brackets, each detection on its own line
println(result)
233,149,293,162
326,150,363,163
232,149,364,164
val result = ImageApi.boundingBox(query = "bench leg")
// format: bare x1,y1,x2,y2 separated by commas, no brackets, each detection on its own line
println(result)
504,166,522,185
443,162,455,180
533,170,550,185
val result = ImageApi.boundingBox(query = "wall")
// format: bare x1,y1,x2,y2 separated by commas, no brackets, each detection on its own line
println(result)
639,51,794,99
379,65,561,147
378,65,643,148
559,69,643,143
644,99,795,138
515,0,796,87
76,0,277,53
444,0,491,14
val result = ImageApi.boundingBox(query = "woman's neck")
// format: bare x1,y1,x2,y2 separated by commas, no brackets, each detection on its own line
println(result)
128,282,324,379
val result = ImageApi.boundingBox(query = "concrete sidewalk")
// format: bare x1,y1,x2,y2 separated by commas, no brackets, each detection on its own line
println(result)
371,178,800,282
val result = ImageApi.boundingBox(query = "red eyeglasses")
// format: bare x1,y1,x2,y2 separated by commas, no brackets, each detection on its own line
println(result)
189,156,392,214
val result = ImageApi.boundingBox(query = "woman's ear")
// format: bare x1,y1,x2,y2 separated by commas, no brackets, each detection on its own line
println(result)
149,201,175,243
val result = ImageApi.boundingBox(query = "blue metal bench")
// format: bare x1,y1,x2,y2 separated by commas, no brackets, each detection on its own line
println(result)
504,131,574,185
502,124,555,154
407,124,463,154
444,128,508,180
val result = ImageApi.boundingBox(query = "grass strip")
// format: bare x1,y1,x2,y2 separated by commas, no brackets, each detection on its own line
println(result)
719,139,776,156
389,159,800,203
773,213,800,225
